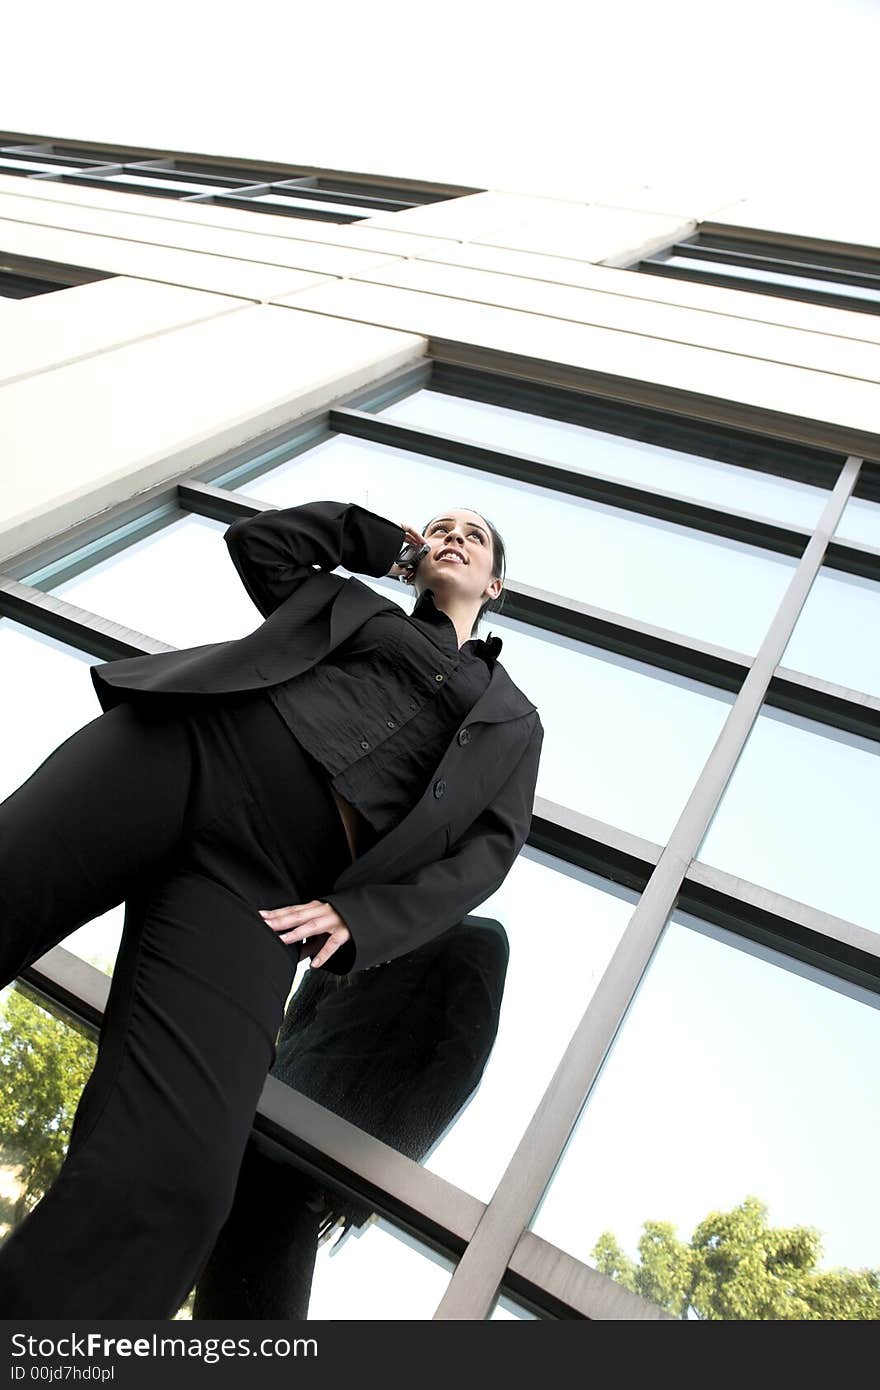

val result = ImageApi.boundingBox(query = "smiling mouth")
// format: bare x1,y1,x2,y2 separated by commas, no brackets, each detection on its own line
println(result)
435,550,467,565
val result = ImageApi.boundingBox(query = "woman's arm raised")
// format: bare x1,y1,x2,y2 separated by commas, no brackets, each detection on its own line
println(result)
224,499,407,618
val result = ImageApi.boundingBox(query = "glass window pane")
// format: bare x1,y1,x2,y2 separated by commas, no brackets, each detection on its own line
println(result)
834,494,880,550
274,846,632,1202
173,1213,456,1320
105,175,230,195
0,981,454,1320
0,619,123,974
374,389,832,531
695,705,879,930
46,513,264,648
250,193,368,217
780,567,880,698
0,983,98,1245
530,912,880,1319
0,158,77,175
661,255,880,304
354,578,733,842
303,1218,454,1320
229,436,798,654
411,850,630,1200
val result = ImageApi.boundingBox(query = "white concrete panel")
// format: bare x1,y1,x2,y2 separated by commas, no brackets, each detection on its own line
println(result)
0,191,404,280
0,173,463,259
357,191,590,241
0,276,246,385
273,278,880,443
590,183,748,221
0,217,335,301
472,204,694,264
490,180,746,222
404,241,880,346
0,307,425,561
350,258,880,383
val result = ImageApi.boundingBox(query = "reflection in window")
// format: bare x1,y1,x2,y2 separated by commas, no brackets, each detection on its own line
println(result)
400,849,631,1200
374,389,832,531
0,984,96,1247
780,567,880,698
228,434,798,653
0,619,123,974
529,913,880,1318
694,704,878,930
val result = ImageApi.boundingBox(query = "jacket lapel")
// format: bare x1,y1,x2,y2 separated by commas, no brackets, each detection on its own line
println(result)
334,577,537,726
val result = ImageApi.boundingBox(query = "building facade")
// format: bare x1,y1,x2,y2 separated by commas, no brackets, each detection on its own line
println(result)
1,130,878,1321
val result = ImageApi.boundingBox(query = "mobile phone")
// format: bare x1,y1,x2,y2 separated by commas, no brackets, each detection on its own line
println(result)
396,540,430,577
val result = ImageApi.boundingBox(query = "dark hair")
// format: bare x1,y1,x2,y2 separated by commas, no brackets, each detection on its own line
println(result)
420,507,506,639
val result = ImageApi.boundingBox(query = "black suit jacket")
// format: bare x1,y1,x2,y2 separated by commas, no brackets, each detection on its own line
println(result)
89,500,544,974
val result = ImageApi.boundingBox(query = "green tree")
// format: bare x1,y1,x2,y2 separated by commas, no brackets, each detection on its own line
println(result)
592,1195,880,1319
0,983,96,1226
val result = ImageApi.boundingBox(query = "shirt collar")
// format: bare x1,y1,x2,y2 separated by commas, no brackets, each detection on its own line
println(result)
411,587,503,669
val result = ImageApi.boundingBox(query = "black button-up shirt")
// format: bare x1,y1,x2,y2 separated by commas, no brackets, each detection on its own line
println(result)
267,586,502,845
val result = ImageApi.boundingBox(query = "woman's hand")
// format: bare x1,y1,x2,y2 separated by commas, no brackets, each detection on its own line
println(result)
258,900,351,968
386,521,429,581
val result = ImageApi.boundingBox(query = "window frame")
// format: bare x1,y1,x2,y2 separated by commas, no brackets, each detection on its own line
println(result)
2,352,878,1321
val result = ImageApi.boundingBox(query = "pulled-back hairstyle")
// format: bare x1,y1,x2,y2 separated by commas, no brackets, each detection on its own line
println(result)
420,507,506,639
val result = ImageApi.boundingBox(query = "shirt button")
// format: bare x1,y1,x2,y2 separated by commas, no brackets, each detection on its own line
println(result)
386,719,396,729
434,673,444,682
457,728,471,745
360,739,370,750
433,779,446,798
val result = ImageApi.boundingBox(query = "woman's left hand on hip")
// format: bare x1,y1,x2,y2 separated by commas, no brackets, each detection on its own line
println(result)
258,900,351,968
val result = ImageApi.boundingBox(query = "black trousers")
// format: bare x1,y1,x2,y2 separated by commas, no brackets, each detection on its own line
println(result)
0,688,352,1318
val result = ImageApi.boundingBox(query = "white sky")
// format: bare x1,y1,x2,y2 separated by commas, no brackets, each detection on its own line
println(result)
3,0,879,204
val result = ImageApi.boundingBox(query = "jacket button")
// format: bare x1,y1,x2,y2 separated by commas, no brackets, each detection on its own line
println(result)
457,728,471,745
360,739,370,750
434,673,444,682
386,719,396,729
433,779,446,798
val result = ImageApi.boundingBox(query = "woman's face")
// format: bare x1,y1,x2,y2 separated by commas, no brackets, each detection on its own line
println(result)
416,509,500,605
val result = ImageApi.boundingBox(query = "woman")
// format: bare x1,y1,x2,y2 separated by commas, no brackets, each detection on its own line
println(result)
0,498,542,1317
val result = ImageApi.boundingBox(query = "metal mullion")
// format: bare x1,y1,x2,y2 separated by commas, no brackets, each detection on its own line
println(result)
0,145,110,171
695,234,880,282
431,455,862,1319
824,535,880,580
188,193,362,223
503,1229,673,1319
18,949,485,1267
767,665,880,739
664,241,880,293
0,575,175,661
426,358,843,489
122,160,257,191
5,586,875,970
178,481,879,739
699,221,880,271
328,407,831,559
638,260,880,319
270,180,413,213
680,863,880,991
427,339,880,459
